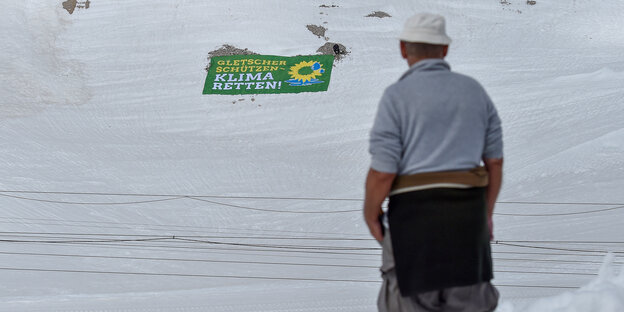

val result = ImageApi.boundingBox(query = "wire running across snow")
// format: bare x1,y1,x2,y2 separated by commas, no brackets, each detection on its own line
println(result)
2,189,624,216
0,230,618,289
1,189,622,292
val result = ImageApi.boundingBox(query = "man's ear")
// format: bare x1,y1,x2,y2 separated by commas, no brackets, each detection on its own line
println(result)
400,41,408,59
442,45,449,57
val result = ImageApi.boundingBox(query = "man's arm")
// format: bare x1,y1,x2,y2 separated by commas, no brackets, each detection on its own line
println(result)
363,168,397,242
483,157,503,218
483,157,503,239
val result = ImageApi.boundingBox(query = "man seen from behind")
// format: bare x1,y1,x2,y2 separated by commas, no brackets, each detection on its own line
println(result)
364,13,504,312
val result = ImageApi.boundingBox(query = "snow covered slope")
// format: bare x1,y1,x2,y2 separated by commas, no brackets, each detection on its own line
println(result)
1,0,623,311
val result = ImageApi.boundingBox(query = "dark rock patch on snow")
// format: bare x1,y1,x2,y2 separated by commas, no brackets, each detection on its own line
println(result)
208,44,258,58
62,0,77,14
62,0,90,14
307,25,328,40
206,45,258,71
317,42,349,62
365,11,391,18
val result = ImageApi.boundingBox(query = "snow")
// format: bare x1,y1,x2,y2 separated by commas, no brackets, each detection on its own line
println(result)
1,0,623,311
498,254,624,312
0,1,89,118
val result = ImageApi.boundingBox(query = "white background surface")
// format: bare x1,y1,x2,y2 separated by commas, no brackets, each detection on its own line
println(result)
1,0,623,311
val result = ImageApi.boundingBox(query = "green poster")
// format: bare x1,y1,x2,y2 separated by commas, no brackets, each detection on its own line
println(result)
203,54,334,95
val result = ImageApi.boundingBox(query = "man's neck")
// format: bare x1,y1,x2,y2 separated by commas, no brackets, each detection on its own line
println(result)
407,56,444,67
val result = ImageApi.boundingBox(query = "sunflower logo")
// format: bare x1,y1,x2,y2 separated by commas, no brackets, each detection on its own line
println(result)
285,61,326,86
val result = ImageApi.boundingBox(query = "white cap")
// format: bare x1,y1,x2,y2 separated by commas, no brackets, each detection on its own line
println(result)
399,13,452,45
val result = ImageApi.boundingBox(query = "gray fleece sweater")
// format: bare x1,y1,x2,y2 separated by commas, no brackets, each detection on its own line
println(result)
369,59,503,175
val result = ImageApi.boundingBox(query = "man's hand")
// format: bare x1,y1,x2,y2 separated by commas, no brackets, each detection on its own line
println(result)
363,168,397,243
365,216,384,243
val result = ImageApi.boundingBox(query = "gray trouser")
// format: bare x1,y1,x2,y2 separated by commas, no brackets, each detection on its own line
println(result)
378,231,499,312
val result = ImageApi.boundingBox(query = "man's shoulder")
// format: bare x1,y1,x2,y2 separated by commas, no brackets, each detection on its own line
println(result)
451,71,485,87
407,69,487,94
380,81,403,100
